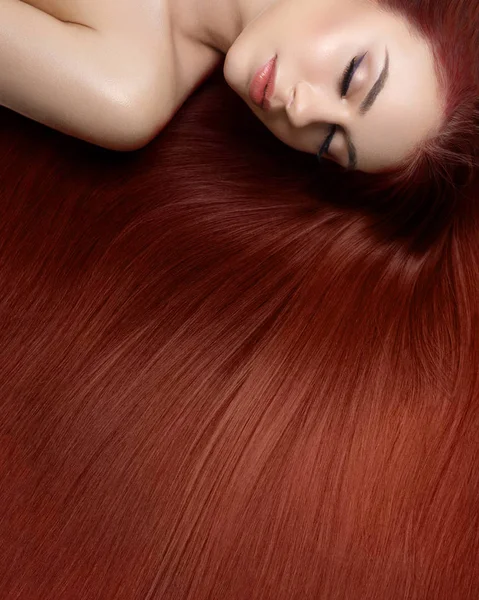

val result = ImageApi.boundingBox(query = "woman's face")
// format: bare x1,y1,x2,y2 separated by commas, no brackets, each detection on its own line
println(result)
224,0,443,172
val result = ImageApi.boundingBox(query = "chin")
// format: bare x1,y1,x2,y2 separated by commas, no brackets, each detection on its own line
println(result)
224,40,259,98
223,48,242,91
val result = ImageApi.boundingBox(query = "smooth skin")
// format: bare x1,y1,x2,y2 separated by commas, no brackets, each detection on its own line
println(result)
0,0,443,172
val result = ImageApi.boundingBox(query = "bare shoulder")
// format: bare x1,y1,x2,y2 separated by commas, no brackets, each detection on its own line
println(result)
17,0,164,31
18,0,223,145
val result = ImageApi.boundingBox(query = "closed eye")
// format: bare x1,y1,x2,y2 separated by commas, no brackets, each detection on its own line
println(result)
317,52,367,163
317,125,337,160
340,53,367,98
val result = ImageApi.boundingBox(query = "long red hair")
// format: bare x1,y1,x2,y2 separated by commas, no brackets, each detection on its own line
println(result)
0,62,478,599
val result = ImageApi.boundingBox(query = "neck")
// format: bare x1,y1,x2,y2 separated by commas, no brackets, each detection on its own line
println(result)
173,0,275,54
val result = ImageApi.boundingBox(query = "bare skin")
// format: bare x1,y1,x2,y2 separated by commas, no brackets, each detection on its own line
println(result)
0,0,443,171
0,0,222,150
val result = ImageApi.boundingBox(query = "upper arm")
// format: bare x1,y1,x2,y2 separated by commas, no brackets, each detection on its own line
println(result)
0,0,174,150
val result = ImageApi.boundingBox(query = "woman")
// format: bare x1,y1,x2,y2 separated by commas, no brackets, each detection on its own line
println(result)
0,0,477,180
0,57,478,599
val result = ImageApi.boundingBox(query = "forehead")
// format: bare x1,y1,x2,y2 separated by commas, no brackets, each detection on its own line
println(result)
352,25,443,171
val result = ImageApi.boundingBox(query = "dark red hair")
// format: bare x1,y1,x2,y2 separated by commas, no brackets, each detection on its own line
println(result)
0,62,478,599
373,0,479,193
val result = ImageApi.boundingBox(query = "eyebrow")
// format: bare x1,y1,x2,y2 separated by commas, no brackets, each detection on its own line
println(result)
335,49,390,170
360,49,390,115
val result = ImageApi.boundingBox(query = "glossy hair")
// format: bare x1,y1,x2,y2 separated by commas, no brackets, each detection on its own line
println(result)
0,67,478,599
376,0,478,191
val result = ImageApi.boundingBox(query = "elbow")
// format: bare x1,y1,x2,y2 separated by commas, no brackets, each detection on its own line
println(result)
98,106,162,152
93,86,170,152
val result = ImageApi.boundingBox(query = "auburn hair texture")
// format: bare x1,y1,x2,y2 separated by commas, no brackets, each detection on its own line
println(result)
0,27,478,600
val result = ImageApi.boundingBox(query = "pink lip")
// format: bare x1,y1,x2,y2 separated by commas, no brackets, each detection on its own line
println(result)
249,55,277,111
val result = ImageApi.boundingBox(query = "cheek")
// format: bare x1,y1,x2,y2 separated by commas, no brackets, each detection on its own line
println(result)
292,9,379,78
290,25,351,83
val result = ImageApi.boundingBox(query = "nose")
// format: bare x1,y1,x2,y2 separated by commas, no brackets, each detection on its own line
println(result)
286,81,349,129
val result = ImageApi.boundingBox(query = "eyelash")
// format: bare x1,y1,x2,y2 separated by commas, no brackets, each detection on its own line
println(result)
317,53,367,161
340,54,364,98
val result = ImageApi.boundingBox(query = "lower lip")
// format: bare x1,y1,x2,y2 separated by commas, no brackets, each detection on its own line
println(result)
249,55,277,111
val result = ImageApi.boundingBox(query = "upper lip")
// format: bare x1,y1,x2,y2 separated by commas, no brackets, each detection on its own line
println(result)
249,55,278,110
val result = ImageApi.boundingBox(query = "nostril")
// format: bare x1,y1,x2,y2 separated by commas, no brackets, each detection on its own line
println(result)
287,86,296,110
286,83,311,128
